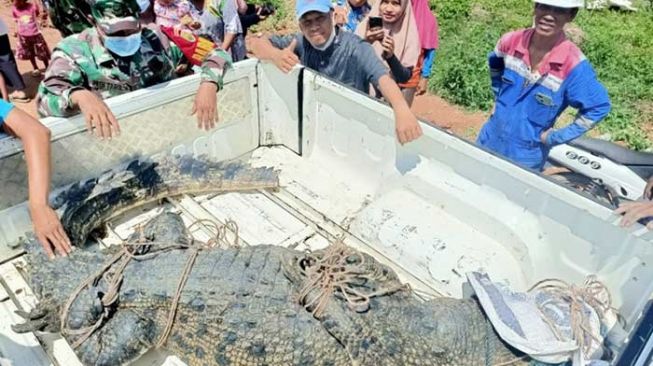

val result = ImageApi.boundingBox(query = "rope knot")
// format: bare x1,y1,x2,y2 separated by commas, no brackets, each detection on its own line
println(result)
296,240,407,318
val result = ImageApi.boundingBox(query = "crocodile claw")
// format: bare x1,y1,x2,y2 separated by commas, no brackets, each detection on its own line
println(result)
11,305,58,333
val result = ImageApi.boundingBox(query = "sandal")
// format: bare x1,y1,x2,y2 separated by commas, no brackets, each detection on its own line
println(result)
10,92,31,103
31,70,42,77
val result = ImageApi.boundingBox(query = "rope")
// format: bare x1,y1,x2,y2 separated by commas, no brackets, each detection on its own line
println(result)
60,216,240,349
528,275,616,356
187,219,240,248
296,239,408,318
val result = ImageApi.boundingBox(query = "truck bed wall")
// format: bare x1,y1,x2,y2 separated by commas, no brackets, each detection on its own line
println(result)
295,67,653,333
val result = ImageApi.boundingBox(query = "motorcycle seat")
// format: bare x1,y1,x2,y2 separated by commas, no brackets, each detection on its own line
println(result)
568,137,653,166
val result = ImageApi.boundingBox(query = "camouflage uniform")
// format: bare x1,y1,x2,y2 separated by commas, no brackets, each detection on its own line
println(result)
37,24,231,117
48,0,94,37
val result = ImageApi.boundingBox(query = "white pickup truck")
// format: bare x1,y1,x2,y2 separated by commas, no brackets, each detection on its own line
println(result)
0,60,651,365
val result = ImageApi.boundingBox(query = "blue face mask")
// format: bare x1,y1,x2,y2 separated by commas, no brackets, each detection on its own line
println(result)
104,32,143,57
137,0,151,13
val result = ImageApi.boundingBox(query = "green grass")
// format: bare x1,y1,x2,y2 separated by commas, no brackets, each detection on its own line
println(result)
429,0,653,149
247,0,296,33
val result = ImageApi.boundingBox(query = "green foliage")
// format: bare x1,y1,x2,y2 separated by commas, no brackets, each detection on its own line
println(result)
429,0,653,149
247,0,292,32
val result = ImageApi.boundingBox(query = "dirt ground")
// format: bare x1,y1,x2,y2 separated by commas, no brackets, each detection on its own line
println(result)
0,7,487,139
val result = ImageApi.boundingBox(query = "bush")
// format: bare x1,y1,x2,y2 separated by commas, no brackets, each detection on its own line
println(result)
429,0,653,149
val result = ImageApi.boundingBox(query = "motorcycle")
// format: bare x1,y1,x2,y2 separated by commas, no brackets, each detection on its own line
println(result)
547,137,653,209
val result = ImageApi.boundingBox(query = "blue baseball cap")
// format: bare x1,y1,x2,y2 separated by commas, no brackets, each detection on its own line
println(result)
296,0,333,20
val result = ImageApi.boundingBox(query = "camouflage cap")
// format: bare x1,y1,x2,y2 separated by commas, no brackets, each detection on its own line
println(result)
87,0,140,34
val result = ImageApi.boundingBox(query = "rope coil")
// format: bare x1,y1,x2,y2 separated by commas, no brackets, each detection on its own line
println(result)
528,275,617,356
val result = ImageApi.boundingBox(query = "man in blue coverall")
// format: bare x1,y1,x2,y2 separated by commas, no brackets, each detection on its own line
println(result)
477,0,611,171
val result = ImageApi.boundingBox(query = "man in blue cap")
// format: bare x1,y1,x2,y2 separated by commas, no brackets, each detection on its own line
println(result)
250,0,422,145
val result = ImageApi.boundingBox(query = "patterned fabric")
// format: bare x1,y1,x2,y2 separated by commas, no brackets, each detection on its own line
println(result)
16,34,51,61
37,27,232,117
154,0,200,30
88,0,141,34
48,0,94,37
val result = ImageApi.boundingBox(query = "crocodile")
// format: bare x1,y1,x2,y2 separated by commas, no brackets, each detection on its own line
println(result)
13,155,531,366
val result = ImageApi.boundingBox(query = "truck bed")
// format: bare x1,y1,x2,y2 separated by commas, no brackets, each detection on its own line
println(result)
1,60,652,365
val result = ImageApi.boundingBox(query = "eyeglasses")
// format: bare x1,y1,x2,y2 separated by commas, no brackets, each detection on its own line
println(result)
535,3,574,14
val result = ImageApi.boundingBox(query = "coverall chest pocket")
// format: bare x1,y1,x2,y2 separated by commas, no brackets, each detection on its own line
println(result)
527,90,557,127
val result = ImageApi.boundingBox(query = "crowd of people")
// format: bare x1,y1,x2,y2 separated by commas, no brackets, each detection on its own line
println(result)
0,0,651,258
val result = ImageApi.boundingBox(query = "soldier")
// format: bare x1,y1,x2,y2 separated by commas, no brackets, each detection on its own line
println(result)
37,0,232,140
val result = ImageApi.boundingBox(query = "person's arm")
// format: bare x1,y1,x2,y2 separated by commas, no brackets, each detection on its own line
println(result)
421,48,436,79
488,49,505,99
1,104,72,258
191,43,233,130
416,48,436,95
377,75,422,144
235,0,247,15
37,49,88,117
0,73,8,101
38,48,120,139
356,40,422,144
543,62,611,146
249,34,300,73
221,0,242,51
222,32,237,51
386,55,412,84
488,33,514,99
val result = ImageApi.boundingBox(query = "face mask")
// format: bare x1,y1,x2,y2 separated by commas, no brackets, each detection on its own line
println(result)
137,0,151,13
104,31,143,57
312,27,336,51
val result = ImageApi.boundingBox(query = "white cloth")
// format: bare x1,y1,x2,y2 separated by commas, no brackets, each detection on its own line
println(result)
467,272,606,366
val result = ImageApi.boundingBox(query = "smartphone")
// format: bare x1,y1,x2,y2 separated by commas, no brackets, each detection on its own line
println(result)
369,16,383,29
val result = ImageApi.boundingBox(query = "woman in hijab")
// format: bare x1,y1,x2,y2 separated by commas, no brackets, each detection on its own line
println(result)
356,0,420,105
411,0,439,97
